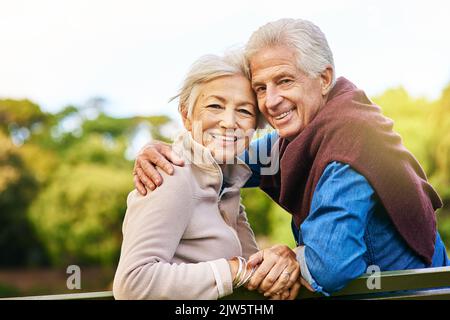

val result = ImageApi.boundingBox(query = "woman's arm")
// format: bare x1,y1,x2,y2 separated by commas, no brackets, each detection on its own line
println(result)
113,169,234,300
235,204,259,259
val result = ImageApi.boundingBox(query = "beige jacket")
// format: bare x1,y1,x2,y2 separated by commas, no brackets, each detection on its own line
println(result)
113,131,259,300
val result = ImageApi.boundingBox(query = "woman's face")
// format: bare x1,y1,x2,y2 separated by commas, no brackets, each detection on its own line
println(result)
185,74,257,163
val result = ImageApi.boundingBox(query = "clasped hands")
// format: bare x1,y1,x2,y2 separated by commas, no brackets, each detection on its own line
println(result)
229,244,312,300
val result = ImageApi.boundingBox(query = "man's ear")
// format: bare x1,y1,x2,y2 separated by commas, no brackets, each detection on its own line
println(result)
320,66,334,95
181,107,192,131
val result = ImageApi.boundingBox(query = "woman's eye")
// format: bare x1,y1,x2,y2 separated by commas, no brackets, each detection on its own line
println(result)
206,104,222,109
238,109,253,115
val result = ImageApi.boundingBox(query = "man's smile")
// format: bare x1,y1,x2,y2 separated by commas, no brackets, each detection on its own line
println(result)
274,106,296,120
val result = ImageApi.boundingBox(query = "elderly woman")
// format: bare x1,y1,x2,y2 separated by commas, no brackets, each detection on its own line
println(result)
113,51,300,300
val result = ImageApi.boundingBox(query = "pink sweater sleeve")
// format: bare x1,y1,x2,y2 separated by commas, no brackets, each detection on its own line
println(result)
113,170,233,300
236,204,259,259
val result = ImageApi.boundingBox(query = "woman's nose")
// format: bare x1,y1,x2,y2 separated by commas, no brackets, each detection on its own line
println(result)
219,109,238,129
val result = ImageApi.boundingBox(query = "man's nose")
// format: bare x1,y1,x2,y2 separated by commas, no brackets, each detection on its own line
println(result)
265,86,283,109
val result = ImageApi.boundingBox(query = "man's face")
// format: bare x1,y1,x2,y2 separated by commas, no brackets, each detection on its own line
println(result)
250,45,329,140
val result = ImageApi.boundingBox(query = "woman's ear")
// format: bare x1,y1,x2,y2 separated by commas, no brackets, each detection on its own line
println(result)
320,66,334,95
181,107,192,131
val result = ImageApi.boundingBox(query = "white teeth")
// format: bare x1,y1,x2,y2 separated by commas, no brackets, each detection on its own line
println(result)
275,109,293,120
212,135,237,142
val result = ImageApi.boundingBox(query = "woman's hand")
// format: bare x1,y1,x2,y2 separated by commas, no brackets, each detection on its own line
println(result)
245,245,300,296
227,258,239,281
133,141,185,195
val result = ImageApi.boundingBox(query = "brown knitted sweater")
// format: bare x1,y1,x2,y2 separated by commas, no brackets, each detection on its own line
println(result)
260,77,442,265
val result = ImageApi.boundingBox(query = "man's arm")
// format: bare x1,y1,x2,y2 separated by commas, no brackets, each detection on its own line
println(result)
239,130,279,188
133,131,278,194
133,141,185,195
295,161,376,296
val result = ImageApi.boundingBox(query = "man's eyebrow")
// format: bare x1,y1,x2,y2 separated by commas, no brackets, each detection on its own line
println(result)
273,71,295,80
251,71,296,87
251,79,265,87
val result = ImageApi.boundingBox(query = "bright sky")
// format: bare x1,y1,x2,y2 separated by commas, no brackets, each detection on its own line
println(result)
1,0,449,122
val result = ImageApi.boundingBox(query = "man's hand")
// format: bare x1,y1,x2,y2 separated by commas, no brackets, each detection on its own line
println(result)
133,141,185,195
267,276,314,300
245,245,300,297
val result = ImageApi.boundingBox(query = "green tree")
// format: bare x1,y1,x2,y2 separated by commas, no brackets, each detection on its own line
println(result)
27,163,133,266
0,132,49,266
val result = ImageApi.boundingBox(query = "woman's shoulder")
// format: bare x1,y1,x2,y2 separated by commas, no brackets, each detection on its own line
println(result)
127,165,196,206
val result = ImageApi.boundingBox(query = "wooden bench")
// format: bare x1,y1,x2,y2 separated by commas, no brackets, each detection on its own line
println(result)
2,266,449,300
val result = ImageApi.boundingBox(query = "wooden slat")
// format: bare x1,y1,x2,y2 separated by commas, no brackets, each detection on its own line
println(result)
296,266,450,299
333,266,450,297
1,291,114,300
2,266,449,300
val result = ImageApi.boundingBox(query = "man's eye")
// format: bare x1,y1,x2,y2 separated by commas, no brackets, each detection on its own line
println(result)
255,86,266,94
279,79,293,85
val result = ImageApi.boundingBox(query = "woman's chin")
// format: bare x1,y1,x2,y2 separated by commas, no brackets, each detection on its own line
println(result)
211,150,239,164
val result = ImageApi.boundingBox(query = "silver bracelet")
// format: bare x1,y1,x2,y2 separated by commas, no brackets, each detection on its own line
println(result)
232,257,244,287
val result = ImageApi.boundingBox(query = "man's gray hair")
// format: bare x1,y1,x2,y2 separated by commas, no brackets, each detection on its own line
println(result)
245,18,336,87
171,50,258,120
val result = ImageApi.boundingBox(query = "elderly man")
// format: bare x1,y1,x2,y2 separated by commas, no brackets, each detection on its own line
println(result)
132,18,449,296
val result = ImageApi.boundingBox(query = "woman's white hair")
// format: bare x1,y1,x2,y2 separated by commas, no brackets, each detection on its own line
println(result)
170,49,266,128
245,18,336,87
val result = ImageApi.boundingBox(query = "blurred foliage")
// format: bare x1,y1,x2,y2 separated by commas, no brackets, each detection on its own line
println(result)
28,164,132,266
0,83,449,267
0,98,171,267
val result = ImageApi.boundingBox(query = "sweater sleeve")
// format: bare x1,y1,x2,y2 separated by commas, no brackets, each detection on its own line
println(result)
113,169,233,300
236,204,259,259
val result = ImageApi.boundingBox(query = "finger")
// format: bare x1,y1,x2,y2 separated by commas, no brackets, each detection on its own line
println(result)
263,261,300,296
300,277,314,292
134,174,147,195
281,289,291,300
145,150,176,176
287,281,301,300
160,145,185,167
135,167,156,191
247,251,263,268
246,255,276,291
139,158,164,186
260,262,289,295
138,159,164,187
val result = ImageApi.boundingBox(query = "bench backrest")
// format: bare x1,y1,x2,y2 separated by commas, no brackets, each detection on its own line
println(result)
2,266,449,300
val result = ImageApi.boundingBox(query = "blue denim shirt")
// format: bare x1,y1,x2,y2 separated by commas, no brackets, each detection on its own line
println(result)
241,133,449,296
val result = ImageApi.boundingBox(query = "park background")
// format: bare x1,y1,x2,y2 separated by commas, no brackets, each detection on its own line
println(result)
0,0,449,297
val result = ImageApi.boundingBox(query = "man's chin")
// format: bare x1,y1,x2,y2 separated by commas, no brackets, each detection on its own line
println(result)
275,124,302,140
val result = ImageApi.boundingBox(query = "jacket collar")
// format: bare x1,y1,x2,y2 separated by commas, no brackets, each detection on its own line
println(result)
172,130,252,194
